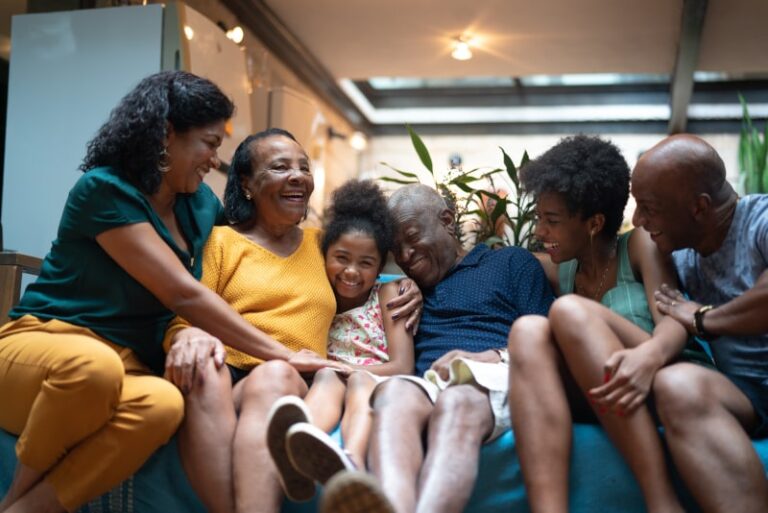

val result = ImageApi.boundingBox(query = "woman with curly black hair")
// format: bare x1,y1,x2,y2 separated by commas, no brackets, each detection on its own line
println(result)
507,135,696,513
0,72,333,513
163,134,420,512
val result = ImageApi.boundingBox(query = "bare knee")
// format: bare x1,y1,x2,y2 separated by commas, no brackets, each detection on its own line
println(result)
372,379,431,418
313,367,344,387
432,386,491,437
347,370,375,391
508,315,556,371
653,365,712,431
242,360,306,402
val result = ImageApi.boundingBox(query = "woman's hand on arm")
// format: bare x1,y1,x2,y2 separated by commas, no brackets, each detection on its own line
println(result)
96,223,294,361
384,278,423,334
164,327,226,393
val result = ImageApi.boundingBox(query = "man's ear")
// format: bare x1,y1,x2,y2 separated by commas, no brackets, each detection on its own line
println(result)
438,208,456,235
691,193,711,220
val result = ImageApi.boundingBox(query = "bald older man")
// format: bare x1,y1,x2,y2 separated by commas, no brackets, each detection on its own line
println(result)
318,184,554,513
632,134,768,512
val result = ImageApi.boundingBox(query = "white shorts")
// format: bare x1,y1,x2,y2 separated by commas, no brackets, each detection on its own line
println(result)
372,358,510,442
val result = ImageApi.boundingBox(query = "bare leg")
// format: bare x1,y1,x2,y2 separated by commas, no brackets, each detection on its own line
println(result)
549,296,683,513
416,385,493,513
508,315,573,513
3,481,62,513
0,464,44,512
339,371,377,469
232,361,308,513
303,368,346,432
654,364,768,513
368,379,433,513
178,361,237,513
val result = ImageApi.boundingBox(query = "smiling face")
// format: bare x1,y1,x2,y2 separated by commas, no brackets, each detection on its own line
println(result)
164,120,225,194
631,159,696,255
533,192,594,264
325,231,382,308
243,135,314,226
392,205,458,289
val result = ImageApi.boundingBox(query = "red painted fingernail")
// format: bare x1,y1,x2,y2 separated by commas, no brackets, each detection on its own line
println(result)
604,372,611,383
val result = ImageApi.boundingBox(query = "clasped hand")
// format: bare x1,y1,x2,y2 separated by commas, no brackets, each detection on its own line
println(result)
588,342,663,416
164,327,226,394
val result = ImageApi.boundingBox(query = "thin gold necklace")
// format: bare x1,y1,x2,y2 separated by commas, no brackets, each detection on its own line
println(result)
578,242,616,301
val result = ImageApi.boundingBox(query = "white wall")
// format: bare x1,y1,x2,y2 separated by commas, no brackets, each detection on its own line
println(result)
2,5,164,257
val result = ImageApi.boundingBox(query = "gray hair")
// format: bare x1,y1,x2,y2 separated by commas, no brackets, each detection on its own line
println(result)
388,184,450,218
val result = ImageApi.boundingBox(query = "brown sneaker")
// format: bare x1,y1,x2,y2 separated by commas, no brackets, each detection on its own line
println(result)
265,395,316,502
320,471,395,513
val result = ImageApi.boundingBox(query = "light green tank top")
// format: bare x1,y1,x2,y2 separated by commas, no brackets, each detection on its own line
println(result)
558,230,654,333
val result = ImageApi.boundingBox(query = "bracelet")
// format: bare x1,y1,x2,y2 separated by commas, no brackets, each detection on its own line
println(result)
693,304,714,337
495,348,510,365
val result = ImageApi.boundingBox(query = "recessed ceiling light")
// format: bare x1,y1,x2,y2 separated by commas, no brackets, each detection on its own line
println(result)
451,36,473,61
183,25,194,40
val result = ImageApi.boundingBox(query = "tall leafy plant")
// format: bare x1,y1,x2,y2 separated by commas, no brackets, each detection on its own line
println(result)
380,125,537,249
738,93,768,194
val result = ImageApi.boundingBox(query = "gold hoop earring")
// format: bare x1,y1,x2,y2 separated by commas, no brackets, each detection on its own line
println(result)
244,189,252,200
158,147,171,174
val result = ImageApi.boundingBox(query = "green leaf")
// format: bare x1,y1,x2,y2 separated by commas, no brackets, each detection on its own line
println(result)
407,124,433,174
520,151,530,168
453,181,475,193
489,196,509,224
500,147,519,187
379,176,419,185
379,162,420,180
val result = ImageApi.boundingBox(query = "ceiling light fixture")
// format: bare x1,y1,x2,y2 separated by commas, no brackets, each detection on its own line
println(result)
451,36,473,61
183,25,194,41
226,26,244,44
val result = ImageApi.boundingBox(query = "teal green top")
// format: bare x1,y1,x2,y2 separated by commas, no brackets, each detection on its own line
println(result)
558,230,654,333
10,166,224,374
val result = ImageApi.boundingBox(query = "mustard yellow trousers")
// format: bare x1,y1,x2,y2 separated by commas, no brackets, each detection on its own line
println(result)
0,315,184,511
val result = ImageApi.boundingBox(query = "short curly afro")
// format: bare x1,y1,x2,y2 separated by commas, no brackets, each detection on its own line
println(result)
322,179,394,269
520,134,630,237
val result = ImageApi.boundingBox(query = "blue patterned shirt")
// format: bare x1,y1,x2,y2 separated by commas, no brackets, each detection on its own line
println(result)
414,244,555,375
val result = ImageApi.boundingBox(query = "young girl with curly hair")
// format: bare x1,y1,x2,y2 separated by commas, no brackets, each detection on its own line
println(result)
265,179,415,501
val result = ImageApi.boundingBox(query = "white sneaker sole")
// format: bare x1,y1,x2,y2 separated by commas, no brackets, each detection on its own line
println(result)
265,395,315,502
286,423,356,484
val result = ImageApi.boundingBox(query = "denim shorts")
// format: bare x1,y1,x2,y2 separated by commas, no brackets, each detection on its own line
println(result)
729,374,768,439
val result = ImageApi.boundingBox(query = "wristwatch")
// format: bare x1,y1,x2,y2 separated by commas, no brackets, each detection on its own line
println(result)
693,304,714,338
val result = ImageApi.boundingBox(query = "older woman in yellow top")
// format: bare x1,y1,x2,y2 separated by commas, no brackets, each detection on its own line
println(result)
163,128,419,513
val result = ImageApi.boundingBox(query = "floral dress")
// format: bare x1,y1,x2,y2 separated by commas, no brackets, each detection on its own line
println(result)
327,283,389,365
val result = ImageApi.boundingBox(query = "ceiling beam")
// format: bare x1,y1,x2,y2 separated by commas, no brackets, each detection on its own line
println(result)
221,0,371,134
668,0,709,134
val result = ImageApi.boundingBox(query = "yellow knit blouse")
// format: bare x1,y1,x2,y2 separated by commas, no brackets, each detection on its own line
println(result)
164,226,336,370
